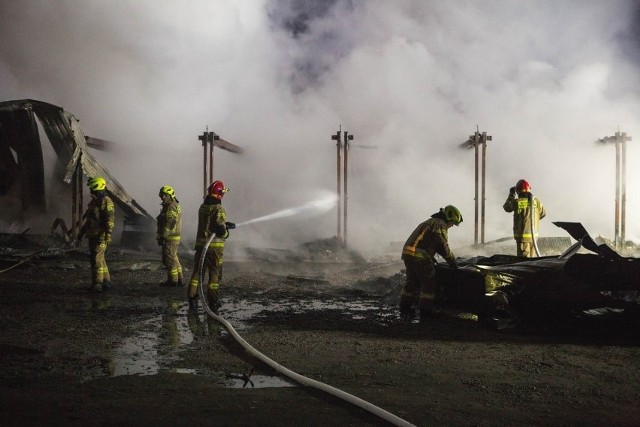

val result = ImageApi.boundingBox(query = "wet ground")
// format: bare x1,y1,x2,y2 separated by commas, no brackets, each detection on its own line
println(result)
1,246,640,426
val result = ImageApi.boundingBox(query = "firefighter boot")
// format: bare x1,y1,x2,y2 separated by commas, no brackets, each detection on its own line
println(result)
207,289,220,313
102,281,111,291
188,296,199,312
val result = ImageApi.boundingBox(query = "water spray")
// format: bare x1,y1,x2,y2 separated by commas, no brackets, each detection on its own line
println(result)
234,191,338,228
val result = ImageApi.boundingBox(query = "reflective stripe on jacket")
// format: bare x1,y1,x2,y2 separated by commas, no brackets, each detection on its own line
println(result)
157,199,182,241
84,195,115,237
194,198,228,249
401,217,455,264
503,194,546,242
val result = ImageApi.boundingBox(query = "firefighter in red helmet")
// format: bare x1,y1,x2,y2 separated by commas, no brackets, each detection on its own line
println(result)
503,179,546,257
187,180,235,311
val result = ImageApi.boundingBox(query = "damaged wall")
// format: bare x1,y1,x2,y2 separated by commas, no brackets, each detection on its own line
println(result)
0,99,154,237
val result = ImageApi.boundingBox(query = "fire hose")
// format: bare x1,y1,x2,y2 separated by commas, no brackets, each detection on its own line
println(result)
196,232,416,427
528,193,541,257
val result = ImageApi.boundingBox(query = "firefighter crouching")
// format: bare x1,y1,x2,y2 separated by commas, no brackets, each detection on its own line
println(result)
79,177,115,292
399,205,462,321
187,180,235,311
157,185,184,287
503,179,546,257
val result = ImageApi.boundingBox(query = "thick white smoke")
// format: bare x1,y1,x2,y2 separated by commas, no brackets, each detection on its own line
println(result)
1,0,639,255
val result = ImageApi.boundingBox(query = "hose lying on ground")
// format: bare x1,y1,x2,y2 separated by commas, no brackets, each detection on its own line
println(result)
197,233,416,427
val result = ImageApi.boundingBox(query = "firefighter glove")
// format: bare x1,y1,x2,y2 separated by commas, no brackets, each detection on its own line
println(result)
157,238,164,246
225,221,236,230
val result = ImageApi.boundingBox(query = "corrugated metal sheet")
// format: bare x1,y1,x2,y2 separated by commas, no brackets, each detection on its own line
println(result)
0,99,153,224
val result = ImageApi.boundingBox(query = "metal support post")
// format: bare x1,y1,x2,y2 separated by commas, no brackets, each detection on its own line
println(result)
463,127,491,245
198,128,220,196
343,131,354,247
599,130,632,248
331,128,343,245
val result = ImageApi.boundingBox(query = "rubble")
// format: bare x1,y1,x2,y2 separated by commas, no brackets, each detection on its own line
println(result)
434,222,640,328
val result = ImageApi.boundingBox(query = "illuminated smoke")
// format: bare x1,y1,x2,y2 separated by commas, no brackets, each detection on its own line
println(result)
1,1,639,254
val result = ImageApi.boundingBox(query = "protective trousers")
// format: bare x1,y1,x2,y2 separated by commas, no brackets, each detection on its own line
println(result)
162,240,183,284
400,256,436,314
89,237,110,287
516,241,535,257
188,245,223,306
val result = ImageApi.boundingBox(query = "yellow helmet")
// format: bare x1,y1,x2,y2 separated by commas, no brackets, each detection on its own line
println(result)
159,185,176,198
87,177,107,192
442,205,463,226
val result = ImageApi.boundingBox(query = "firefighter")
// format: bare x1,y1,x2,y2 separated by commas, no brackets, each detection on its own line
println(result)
79,177,115,292
156,185,183,287
187,180,235,311
399,205,462,321
503,179,546,257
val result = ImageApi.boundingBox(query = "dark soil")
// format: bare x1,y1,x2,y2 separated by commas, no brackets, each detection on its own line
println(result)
1,245,639,426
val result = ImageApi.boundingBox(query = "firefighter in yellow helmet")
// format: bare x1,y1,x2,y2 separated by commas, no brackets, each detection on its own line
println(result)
157,185,183,287
503,179,546,257
79,177,115,292
187,180,235,311
399,205,462,321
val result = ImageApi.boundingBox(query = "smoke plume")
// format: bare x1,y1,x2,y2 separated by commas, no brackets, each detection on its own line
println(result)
1,0,639,254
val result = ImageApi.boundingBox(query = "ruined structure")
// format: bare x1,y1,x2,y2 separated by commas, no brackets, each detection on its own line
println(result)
0,99,154,246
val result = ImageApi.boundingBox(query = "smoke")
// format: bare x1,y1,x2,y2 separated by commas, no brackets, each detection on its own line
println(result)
1,0,639,254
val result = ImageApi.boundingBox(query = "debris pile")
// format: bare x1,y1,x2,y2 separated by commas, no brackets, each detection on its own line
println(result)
243,237,366,263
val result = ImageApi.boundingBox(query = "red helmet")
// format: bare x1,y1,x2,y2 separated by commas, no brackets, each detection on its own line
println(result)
516,179,531,193
208,180,228,199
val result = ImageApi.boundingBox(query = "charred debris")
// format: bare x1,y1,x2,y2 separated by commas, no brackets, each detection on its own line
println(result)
436,222,640,329
2,221,640,331
1,99,640,331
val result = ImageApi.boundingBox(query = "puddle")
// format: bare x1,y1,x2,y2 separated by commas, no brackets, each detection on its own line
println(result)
171,369,295,388
225,374,295,389
109,297,402,378
218,298,398,326
111,316,161,376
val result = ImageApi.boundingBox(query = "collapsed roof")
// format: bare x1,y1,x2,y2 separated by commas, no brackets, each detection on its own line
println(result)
0,99,153,226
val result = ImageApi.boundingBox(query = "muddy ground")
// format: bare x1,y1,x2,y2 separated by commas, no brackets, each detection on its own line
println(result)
1,243,640,427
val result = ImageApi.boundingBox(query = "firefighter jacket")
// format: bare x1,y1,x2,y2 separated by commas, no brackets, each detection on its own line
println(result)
194,196,228,250
156,198,182,242
401,217,456,266
503,193,546,242
82,193,115,240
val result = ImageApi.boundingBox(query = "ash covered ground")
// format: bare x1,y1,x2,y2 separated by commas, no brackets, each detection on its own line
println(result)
1,235,640,426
